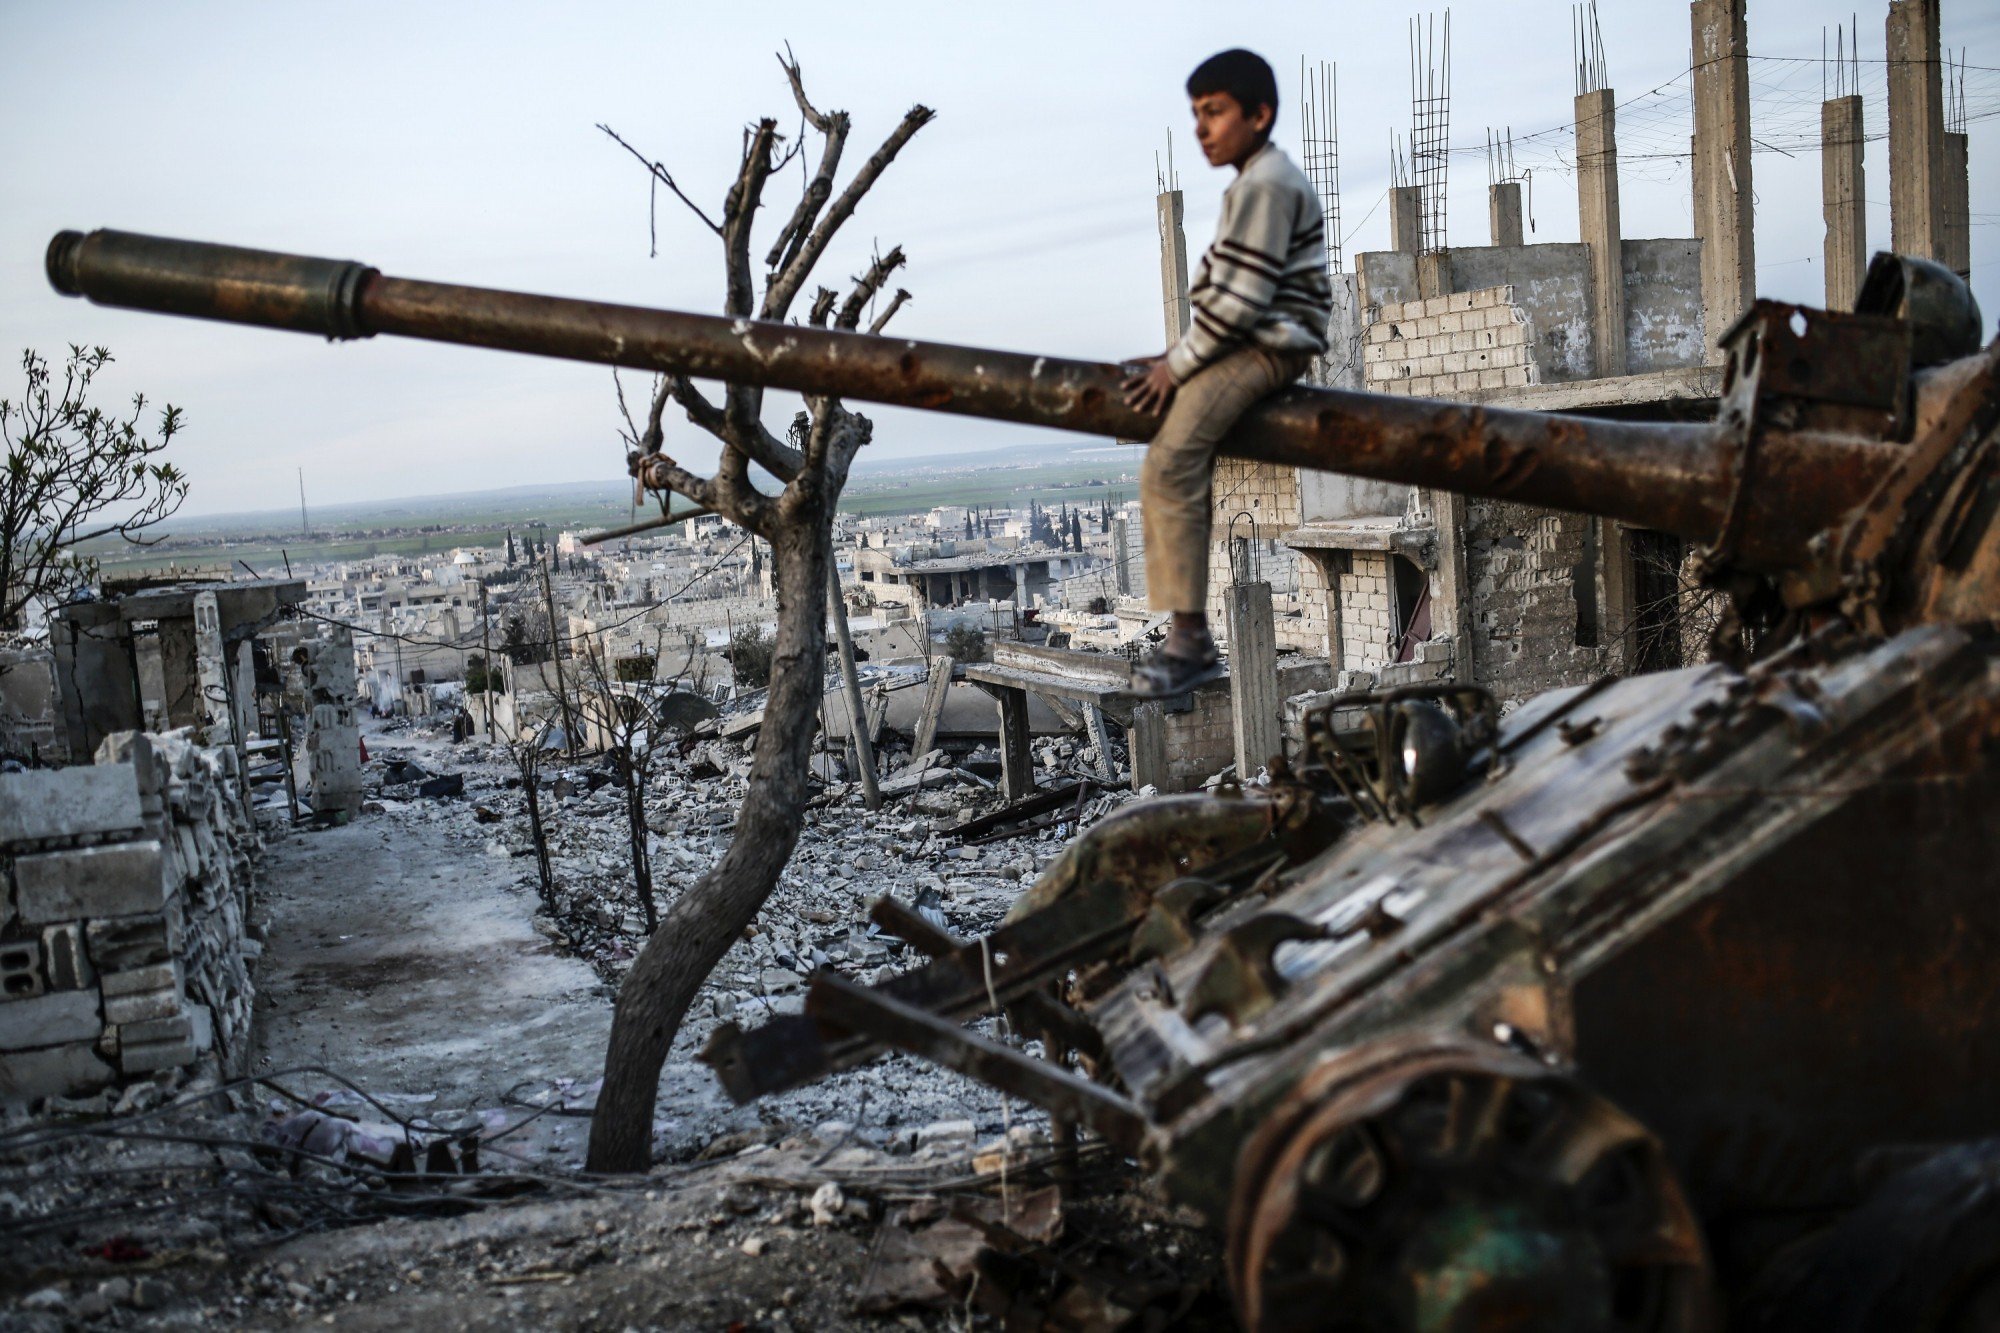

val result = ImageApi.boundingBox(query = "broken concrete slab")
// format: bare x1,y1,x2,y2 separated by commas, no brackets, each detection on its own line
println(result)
0,1040,114,1104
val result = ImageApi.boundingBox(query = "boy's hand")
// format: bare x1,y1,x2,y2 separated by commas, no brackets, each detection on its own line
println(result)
1122,357,1177,416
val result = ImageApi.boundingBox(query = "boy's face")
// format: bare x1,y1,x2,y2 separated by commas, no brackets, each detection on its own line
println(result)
1191,91,1273,169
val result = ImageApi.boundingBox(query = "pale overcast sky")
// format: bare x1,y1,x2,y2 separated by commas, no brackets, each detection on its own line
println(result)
3,1,1996,516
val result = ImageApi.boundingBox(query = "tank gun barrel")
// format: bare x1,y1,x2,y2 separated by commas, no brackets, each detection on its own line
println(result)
46,228,1892,569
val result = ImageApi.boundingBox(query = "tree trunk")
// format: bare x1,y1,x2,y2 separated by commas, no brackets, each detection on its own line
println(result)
586,513,828,1172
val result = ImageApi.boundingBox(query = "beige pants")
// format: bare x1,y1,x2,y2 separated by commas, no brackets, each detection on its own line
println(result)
1141,345,1312,612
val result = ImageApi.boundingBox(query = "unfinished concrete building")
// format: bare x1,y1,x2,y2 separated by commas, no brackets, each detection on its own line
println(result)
1170,0,1974,713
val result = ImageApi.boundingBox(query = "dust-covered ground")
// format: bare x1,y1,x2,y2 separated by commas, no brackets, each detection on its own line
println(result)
1,716,1228,1329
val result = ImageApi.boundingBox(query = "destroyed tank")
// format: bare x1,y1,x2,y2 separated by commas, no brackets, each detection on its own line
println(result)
47,229,2000,1330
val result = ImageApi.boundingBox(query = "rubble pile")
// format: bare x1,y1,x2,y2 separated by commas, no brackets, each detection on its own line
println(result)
0,730,260,1106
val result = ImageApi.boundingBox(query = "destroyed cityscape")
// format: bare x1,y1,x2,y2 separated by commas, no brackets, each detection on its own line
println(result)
2,2,1997,1329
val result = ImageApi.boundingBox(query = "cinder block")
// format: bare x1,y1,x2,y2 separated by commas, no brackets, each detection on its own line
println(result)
40,924,93,991
0,1041,114,1104
0,765,143,846
0,940,43,1000
101,961,178,997
104,986,181,1026
114,1012,192,1046
119,1036,196,1074
0,989,102,1050
13,841,167,925
86,913,176,970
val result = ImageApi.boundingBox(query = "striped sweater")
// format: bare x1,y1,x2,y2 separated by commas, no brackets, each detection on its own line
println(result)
1166,142,1333,383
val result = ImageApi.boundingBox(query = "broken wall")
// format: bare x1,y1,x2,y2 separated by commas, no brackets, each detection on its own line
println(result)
0,732,258,1105
1463,502,1611,701
1356,239,1704,385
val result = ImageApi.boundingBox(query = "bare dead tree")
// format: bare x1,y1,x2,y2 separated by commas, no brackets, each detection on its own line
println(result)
509,718,556,909
568,626,692,936
586,53,930,1172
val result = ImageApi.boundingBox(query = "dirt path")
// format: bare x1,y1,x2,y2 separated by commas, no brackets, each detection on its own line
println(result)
253,762,613,1163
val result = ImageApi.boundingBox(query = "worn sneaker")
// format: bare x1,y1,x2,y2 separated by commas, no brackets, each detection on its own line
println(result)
1123,649,1227,700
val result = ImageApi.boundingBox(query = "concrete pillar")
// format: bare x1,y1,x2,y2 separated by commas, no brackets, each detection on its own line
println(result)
992,684,1033,801
1413,490,1471,684
1417,250,1454,302
1112,515,1132,596
1157,189,1191,344
157,616,202,729
1128,701,1167,793
50,603,139,760
1083,703,1116,782
1691,0,1754,358
1942,131,1971,280
1389,186,1423,255
911,654,954,759
1886,0,1945,262
1488,182,1524,247
1225,581,1282,779
302,627,362,820
1576,88,1627,380
191,591,232,748
1821,94,1868,310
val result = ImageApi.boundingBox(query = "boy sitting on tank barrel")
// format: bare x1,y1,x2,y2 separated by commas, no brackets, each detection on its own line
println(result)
1122,48,1332,698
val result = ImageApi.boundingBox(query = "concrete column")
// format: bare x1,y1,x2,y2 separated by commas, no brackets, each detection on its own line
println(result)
192,591,232,748
1389,186,1423,254
1225,581,1282,779
1594,519,1638,675
157,616,202,729
911,654,954,759
1417,250,1454,302
1942,131,1971,280
1083,703,1116,782
1691,0,1754,358
1821,94,1868,310
1113,515,1132,596
1415,490,1471,684
1576,88,1627,379
1128,701,1167,793
302,627,362,820
50,603,139,760
993,684,1033,801
1157,189,1191,345
1887,0,1945,262
1488,182,1524,247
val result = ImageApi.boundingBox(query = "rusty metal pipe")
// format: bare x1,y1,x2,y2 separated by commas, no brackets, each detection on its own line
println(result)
47,228,1893,569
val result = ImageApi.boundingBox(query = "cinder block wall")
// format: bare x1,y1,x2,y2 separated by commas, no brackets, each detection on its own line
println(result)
1362,285,1539,397
0,733,258,1106
1206,460,1327,655
1464,502,1611,699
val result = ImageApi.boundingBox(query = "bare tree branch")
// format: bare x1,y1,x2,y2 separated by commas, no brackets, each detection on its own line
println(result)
763,103,934,321
867,288,913,335
597,123,723,241
835,245,907,331
763,48,851,277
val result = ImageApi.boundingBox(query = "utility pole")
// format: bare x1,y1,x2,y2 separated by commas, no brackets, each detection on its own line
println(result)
826,563,881,810
540,542,576,756
479,580,495,739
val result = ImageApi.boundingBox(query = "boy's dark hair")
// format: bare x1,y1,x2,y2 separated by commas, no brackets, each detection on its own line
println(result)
1187,49,1279,134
